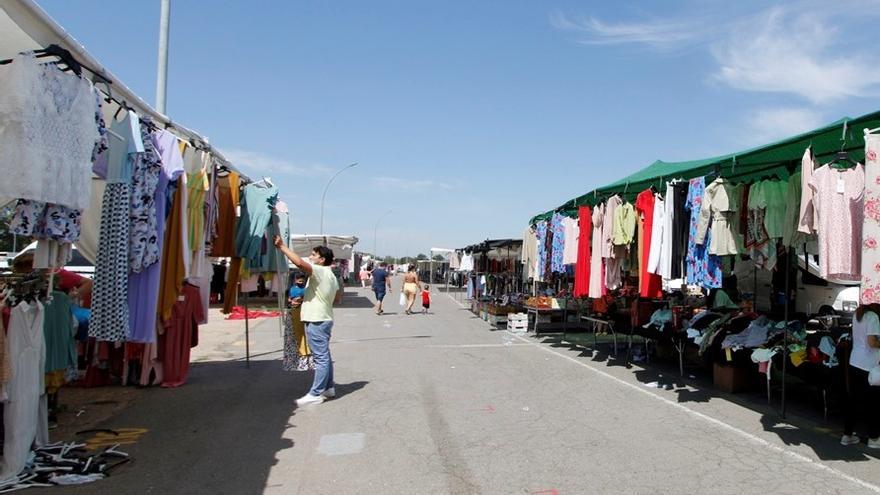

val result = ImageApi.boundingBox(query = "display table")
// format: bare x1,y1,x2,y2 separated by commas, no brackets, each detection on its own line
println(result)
579,315,620,356
525,306,568,334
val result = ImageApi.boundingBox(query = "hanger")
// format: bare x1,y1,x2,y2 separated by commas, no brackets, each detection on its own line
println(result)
827,151,859,170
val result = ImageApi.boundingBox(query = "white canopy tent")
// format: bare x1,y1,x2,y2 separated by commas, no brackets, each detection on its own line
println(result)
429,247,456,294
290,235,359,262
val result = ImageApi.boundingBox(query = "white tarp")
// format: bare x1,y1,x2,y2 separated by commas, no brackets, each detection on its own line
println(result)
290,235,359,261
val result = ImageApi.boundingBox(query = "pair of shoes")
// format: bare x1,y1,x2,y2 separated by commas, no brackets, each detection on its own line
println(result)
869,438,880,449
322,387,336,399
296,393,325,406
841,434,861,446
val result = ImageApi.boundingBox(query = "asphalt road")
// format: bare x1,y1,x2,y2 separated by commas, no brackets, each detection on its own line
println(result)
39,282,880,494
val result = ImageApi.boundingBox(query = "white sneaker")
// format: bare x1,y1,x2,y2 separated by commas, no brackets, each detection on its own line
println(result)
296,394,325,406
322,387,336,399
868,438,880,449
841,434,861,446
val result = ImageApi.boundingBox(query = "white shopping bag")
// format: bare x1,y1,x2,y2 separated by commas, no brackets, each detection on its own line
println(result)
399,292,406,306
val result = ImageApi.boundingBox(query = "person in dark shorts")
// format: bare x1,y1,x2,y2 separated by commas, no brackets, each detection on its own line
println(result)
371,262,392,315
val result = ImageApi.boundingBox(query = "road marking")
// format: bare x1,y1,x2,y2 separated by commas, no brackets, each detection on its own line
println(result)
426,343,530,348
508,331,880,493
317,433,365,456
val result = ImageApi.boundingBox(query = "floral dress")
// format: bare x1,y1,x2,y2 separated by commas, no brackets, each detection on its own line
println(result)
685,177,722,289
535,220,548,281
863,137,880,303
550,213,566,274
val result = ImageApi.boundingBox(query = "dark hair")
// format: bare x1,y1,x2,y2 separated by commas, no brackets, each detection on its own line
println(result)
856,304,880,322
408,264,416,272
379,262,387,268
312,246,334,266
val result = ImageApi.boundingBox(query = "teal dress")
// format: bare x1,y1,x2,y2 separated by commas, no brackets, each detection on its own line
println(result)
43,291,77,373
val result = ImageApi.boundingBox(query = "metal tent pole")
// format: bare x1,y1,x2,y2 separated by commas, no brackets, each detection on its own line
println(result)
243,284,250,369
781,248,791,418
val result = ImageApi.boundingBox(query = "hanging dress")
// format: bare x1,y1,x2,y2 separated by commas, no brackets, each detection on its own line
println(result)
283,306,314,371
2,302,48,480
573,206,592,297
863,135,880,303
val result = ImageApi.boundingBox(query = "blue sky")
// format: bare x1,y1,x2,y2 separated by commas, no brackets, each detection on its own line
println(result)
39,0,880,256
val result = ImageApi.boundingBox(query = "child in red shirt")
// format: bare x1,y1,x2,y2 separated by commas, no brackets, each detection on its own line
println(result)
421,285,431,315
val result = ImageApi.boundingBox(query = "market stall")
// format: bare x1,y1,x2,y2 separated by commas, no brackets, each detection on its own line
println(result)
524,110,880,419
0,0,292,485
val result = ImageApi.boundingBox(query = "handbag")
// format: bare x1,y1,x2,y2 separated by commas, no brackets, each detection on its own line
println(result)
869,365,880,387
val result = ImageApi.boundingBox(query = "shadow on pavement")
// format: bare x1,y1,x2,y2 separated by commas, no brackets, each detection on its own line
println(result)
522,330,880,464
30,359,362,494
339,294,378,309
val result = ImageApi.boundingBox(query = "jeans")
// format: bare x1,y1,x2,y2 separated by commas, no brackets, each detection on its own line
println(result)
305,320,334,396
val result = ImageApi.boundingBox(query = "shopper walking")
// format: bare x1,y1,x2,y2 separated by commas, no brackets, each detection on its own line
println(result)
359,265,371,288
402,265,422,315
842,303,880,447
371,262,392,315
273,236,341,406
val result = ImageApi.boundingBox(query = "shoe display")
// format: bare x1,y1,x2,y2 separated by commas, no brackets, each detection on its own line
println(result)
841,434,861,446
296,393,325,406
322,387,336,399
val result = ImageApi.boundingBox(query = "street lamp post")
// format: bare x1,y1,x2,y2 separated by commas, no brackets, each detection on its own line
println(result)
374,209,393,261
319,162,358,236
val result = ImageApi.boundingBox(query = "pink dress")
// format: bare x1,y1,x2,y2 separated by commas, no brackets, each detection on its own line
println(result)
808,164,864,281
862,136,880,303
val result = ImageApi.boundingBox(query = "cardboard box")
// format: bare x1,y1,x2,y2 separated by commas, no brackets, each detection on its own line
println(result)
713,363,751,393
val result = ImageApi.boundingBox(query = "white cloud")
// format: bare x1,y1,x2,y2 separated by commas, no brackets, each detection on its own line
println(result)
741,107,825,145
549,11,702,48
553,5,880,103
711,7,880,104
220,148,332,177
372,176,453,191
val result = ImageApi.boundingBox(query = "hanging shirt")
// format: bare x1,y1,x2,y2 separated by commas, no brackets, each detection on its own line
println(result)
658,184,675,280
783,172,802,247
808,163,864,281
588,203,605,298
522,227,538,281
0,53,99,210
612,202,636,246
647,195,664,275
696,178,739,256
562,216,579,265
235,180,279,262
797,147,819,235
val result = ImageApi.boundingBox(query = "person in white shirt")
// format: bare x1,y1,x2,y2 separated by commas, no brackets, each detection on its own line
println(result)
274,236,342,406
842,304,880,447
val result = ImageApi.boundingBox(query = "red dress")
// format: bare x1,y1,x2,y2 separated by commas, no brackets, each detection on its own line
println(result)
635,189,663,299
573,206,592,297
161,284,205,388
421,291,431,306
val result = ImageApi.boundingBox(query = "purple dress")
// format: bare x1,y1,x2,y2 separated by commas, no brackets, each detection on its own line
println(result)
128,130,184,342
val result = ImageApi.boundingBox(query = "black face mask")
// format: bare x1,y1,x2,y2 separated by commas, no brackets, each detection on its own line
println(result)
296,282,306,288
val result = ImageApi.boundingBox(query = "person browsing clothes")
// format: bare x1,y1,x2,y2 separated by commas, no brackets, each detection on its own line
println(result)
273,237,342,406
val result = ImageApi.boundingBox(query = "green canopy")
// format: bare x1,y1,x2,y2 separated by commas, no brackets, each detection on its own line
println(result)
529,110,880,225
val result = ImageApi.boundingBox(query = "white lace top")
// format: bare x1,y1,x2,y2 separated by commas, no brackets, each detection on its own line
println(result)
0,53,99,210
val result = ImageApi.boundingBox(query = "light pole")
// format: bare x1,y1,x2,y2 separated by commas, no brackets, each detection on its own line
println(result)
373,209,393,261
155,0,171,114
319,162,358,236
